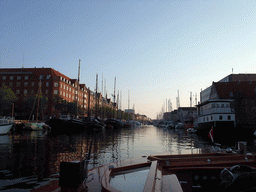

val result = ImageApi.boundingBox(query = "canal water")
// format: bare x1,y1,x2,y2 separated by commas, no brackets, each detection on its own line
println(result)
1,125,256,191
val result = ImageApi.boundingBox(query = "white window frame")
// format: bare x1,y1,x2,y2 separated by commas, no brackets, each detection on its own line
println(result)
54,82,59,87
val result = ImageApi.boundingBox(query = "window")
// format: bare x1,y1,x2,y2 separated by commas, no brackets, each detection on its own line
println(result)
16,82,20,87
63,92,65,97
10,76,14,80
60,84,62,88
67,86,68,90
25,76,29,80
24,90,28,94
54,82,58,87
46,82,49,87
2,76,6,80
39,75,44,79
64,85,65,89
32,82,35,86
16,90,20,94
54,90,58,94
31,90,34,94
69,87,71,91
9,82,13,87
211,116,213,120
17,76,21,80
46,75,51,79
228,116,231,120
24,82,28,87
38,82,42,87
221,104,224,108
219,116,223,120
45,90,49,94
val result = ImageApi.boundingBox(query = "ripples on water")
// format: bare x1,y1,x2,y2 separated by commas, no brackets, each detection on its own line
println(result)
0,125,255,191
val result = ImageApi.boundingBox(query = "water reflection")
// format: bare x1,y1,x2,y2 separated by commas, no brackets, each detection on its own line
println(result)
0,125,252,191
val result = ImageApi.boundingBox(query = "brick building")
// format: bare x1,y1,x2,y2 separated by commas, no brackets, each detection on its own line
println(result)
0,67,94,118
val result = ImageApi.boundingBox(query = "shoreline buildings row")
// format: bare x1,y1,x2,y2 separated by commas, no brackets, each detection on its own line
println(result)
164,73,256,138
0,67,150,122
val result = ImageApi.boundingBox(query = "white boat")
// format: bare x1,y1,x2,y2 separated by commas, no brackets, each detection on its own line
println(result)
0,117,14,135
31,122,46,130
175,122,185,129
187,127,197,133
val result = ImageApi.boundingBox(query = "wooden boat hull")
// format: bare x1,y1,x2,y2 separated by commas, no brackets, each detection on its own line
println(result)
32,152,256,192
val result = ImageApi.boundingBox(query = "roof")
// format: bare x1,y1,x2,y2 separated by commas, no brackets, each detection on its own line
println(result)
213,81,256,98
0,67,71,80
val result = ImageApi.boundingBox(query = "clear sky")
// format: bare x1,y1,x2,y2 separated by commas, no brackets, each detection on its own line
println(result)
1,0,256,119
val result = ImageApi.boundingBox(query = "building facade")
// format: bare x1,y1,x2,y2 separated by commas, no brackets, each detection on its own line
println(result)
0,67,150,121
198,79,256,133
0,68,103,118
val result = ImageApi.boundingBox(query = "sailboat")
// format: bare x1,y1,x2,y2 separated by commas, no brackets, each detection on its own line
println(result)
25,81,48,131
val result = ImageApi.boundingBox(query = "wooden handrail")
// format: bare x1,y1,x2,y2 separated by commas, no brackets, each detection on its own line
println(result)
143,161,158,192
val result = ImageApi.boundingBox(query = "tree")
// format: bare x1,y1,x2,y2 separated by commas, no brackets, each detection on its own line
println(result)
0,86,17,115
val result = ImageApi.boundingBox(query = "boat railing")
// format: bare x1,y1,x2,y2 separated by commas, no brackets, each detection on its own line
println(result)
0,117,15,125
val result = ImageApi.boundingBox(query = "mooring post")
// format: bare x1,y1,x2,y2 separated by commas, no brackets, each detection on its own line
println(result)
59,140,93,191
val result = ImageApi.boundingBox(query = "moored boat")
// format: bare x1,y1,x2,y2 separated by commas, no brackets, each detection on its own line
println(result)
45,115,87,135
105,118,124,129
0,116,15,135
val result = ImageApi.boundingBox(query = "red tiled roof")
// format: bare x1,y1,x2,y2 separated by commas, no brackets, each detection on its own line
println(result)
213,82,256,98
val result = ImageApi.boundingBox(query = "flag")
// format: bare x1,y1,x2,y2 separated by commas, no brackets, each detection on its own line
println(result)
208,127,214,143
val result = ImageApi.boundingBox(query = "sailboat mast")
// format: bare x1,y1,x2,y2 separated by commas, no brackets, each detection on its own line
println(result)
95,73,98,117
113,77,116,118
128,90,130,121
76,60,81,118
36,80,42,121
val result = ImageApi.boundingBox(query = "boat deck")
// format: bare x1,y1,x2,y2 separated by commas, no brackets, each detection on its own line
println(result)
31,151,256,192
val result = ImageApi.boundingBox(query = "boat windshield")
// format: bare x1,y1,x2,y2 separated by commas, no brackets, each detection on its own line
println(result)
110,166,150,192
